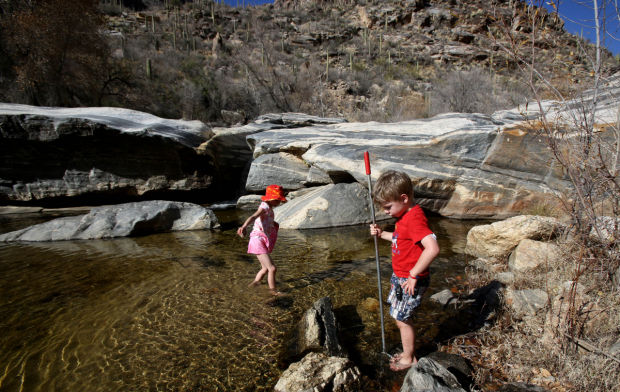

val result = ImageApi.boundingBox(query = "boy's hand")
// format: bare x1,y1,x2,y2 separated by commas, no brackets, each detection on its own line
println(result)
369,224,382,237
402,277,417,295
237,226,246,238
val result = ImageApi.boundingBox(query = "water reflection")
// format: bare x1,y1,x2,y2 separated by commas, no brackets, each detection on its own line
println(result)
0,211,481,391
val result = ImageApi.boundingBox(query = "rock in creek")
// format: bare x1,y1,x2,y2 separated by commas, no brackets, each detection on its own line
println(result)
274,352,361,392
274,183,373,229
0,200,219,242
287,297,345,360
400,357,466,392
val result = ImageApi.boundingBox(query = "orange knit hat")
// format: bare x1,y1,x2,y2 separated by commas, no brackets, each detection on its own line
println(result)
261,184,287,202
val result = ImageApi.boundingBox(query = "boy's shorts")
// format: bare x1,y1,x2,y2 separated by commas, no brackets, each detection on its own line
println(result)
387,273,430,322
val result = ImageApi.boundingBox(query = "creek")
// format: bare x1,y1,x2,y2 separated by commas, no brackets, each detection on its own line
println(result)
0,208,481,391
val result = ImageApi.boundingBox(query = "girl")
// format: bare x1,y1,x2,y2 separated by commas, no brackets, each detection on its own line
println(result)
237,184,287,295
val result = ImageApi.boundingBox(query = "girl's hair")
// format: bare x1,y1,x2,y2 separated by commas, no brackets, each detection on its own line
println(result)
373,170,414,204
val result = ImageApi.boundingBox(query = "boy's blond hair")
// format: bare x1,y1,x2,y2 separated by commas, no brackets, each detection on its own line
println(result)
373,170,414,204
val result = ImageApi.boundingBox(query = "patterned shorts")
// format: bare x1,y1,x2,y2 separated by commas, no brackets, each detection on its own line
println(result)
387,273,430,322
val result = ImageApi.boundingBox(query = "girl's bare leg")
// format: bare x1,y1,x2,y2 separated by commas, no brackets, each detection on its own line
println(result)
250,265,268,286
256,253,277,290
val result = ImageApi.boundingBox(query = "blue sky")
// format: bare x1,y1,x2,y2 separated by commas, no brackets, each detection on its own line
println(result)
542,0,620,55
223,0,620,55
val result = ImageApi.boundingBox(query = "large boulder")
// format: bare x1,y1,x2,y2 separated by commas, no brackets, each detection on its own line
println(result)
465,215,561,259
274,352,361,392
0,104,217,204
508,239,562,272
196,113,346,199
243,112,566,220
275,183,373,229
0,200,219,242
239,86,618,220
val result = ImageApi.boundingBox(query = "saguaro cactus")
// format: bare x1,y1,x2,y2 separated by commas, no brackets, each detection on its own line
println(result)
326,51,330,79
146,58,152,79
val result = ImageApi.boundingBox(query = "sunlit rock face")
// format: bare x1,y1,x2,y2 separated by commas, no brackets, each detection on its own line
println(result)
239,85,618,222
0,104,215,204
241,112,565,221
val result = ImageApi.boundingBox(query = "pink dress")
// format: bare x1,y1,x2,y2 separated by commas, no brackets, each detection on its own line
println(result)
247,202,279,254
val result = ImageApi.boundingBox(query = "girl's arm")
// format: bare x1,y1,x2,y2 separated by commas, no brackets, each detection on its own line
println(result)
237,206,266,237
369,224,393,241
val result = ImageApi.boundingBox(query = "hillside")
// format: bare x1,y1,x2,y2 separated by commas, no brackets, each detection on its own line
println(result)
2,0,618,124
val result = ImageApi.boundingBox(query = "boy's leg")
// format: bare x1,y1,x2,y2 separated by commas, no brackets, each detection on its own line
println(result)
257,253,277,290
393,318,416,369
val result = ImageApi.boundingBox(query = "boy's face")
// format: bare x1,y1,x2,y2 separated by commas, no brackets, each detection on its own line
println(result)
381,194,410,218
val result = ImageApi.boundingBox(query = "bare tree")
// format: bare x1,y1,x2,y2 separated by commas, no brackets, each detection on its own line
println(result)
492,0,620,362
1,0,111,106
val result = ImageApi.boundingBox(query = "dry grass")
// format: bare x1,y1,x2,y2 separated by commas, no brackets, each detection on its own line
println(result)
447,241,620,391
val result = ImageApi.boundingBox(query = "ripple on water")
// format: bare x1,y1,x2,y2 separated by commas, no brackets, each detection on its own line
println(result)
0,215,480,391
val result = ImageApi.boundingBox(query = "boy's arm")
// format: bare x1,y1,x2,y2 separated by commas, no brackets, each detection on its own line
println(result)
402,234,440,295
369,224,392,241
409,234,439,277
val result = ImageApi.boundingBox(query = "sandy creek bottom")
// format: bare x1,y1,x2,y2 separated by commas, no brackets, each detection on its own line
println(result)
0,209,482,391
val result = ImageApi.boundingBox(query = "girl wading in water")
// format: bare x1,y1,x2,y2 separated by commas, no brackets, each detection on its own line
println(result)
237,185,287,295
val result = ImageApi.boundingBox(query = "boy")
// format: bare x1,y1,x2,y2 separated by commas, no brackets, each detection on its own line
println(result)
369,170,439,371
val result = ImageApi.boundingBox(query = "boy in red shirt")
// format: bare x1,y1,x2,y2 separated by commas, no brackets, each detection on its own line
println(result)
369,170,440,371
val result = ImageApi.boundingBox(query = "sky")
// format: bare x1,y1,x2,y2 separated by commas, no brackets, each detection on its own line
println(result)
541,0,620,55
222,0,620,55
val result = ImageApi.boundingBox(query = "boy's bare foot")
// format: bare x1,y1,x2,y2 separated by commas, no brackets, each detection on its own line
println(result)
269,289,282,296
248,281,261,287
389,353,402,363
389,359,414,371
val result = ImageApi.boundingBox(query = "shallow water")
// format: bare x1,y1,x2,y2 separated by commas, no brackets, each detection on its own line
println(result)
0,210,479,391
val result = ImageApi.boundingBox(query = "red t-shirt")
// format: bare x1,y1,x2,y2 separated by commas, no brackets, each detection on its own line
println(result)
391,205,434,278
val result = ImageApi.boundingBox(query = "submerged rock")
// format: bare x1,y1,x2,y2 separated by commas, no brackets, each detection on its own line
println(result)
0,200,219,242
